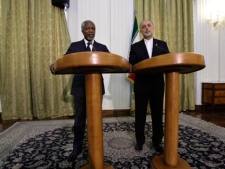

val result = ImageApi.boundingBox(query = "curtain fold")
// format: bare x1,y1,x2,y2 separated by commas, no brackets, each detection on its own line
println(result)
134,0,195,111
0,0,74,120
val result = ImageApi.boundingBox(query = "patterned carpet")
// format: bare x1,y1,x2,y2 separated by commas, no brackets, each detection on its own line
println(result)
0,113,225,169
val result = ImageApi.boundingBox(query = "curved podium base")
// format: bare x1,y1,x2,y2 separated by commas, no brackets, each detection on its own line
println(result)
151,155,190,169
81,163,114,169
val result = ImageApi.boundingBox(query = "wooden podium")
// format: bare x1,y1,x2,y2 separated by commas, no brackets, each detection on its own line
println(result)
132,52,205,169
52,52,130,169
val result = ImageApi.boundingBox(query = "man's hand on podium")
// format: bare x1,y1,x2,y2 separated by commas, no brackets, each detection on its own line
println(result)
50,64,55,74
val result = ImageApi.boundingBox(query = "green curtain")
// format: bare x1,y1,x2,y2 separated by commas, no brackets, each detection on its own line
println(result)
134,0,195,111
0,0,74,120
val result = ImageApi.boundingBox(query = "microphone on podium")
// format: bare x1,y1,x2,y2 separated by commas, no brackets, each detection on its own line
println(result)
155,44,170,53
89,41,96,51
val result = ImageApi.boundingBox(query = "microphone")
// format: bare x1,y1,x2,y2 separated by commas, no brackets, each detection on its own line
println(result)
155,44,169,53
89,41,96,51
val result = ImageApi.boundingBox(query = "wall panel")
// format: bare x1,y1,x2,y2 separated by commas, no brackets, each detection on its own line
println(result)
66,0,134,110
194,0,225,105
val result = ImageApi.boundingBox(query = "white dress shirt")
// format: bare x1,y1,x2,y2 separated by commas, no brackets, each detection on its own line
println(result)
144,38,153,58
84,39,94,51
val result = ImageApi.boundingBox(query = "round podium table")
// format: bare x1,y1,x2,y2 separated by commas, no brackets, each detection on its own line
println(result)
132,52,205,169
52,52,130,169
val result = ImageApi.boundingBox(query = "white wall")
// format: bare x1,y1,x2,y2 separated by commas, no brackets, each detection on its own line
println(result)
194,0,225,105
66,0,134,110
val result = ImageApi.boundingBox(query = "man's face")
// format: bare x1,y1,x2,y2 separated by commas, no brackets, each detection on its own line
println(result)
82,22,95,41
140,20,154,40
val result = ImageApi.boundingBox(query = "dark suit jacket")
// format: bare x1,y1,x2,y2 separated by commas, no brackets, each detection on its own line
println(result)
65,39,109,97
129,38,169,93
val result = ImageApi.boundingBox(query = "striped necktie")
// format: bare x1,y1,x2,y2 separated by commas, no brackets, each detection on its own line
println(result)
86,42,91,51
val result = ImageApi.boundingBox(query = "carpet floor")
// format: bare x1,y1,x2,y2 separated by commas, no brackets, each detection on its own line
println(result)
0,113,225,169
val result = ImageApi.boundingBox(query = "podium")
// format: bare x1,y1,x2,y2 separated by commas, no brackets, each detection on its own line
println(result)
52,52,130,169
132,52,205,169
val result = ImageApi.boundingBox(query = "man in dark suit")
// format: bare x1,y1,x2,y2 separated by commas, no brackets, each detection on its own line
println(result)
50,20,109,162
129,20,169,153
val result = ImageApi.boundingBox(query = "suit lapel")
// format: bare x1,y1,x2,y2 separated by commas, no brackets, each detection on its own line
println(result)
77,39,87,51
152,38,158,57
139,40,149,59
92,41,100,51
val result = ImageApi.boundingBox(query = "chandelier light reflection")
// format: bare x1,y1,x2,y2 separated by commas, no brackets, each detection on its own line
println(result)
206,1,225,29
207,11,225,29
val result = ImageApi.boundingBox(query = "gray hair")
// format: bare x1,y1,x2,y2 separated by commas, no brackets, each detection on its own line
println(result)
139,20,154,29
81,20,95,31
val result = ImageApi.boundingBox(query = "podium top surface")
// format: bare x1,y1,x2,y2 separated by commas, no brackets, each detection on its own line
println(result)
132,52,205,74
53,52,130,74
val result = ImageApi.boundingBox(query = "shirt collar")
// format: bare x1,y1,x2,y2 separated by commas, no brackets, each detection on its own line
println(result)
84,39,94,45
144,38,153,45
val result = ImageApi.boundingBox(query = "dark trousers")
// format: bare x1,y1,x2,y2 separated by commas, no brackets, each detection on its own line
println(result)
134,81,164,146
72,96,86,152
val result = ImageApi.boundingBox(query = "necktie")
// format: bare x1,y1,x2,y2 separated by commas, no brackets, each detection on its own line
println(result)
87,42,91,51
